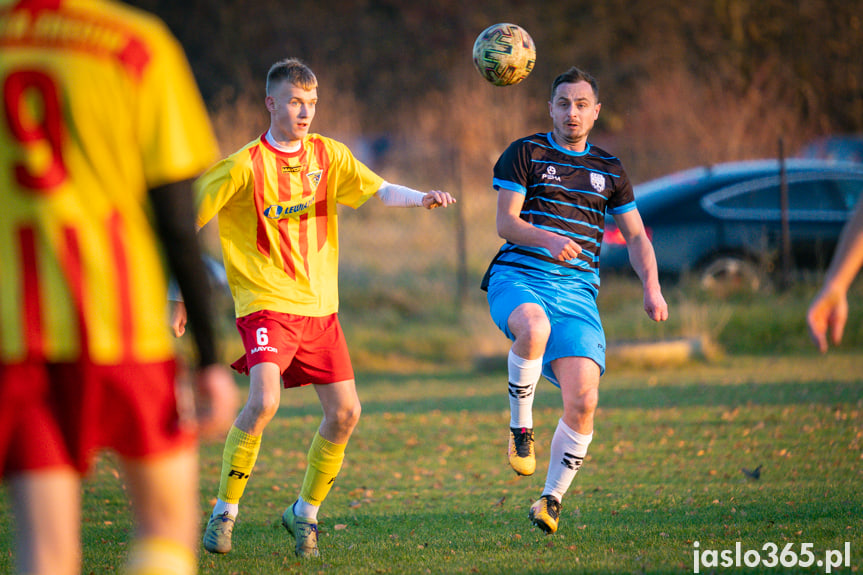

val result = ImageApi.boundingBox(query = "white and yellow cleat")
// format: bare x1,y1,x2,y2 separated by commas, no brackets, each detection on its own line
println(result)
508,427,536,476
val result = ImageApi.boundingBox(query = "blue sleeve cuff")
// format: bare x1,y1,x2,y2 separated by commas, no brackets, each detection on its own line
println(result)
493,178,527,195
607,200,637,215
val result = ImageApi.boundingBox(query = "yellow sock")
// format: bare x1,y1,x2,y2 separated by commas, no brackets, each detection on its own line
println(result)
123,537,194,575
300,431,346,506
218,425,262,504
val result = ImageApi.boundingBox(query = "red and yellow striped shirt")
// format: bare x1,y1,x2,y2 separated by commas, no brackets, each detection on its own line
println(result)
195,134,384,318
0,0,219,364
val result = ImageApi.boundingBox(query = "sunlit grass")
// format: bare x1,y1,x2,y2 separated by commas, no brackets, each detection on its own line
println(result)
1,353,860,574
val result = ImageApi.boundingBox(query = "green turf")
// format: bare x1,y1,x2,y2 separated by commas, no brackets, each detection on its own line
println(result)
2,353,860,574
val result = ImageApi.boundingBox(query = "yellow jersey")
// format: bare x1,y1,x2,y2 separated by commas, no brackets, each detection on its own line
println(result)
0,0,219,364
195,134,384,318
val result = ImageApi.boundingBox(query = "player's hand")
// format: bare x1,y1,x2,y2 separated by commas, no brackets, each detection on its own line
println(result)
194,364,238,440
644,286,668,322
547,235,582,261
422,190,456,209
171,301,187,337
807,287,848,353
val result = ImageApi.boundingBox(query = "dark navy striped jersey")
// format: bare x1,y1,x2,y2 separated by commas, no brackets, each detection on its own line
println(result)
487,132,637,287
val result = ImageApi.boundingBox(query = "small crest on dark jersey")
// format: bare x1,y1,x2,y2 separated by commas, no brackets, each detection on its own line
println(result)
590,172,606,193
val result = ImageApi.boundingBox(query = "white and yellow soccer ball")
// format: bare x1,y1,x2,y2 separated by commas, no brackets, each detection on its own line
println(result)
472,23,536,87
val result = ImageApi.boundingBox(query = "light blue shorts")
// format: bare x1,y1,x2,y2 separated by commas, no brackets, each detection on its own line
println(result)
487,268,606,384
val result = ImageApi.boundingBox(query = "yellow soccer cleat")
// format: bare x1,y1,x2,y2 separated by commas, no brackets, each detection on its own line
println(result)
529,495,561,534
508,427,536,476
281,501,320,559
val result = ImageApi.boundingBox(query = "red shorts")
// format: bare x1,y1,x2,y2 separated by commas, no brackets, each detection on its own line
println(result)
231,310,354,388
0,360,193,477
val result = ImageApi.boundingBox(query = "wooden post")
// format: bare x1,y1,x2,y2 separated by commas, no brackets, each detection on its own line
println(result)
779,138,793,289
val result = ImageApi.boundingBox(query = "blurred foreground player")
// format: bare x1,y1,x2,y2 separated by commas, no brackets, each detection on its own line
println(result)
0,1,237,574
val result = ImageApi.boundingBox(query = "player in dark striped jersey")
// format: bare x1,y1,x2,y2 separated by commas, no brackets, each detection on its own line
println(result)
483,66,668,534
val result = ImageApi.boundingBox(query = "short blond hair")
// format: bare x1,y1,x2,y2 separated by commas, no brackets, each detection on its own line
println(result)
266,58,317,95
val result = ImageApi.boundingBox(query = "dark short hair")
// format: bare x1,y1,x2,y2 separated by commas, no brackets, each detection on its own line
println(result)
550,67,599,102
266,58,317,95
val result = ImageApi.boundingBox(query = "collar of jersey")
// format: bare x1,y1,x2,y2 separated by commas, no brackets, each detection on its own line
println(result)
546,132,591,157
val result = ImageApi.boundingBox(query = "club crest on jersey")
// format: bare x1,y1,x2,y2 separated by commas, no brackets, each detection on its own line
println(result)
541,165,562,183
306,169,323,190
264,197,315,219
590,172,606,193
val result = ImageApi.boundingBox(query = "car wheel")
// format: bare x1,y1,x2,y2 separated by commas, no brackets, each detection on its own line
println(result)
699,256,764,294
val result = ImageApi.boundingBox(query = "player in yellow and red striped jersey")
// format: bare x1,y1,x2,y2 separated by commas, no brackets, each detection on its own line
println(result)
0,1,237,574
171,57,455,560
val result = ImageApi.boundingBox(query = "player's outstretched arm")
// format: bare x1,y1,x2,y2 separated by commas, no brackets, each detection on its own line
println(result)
375,182,456,209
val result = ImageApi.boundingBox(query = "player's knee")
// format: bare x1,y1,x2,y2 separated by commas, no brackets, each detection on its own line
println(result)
510,304,550,337
525,322,551,345
564,389,598,419
331,402,361,434
580,390,599,415
247,393,280,423
514,330,550,360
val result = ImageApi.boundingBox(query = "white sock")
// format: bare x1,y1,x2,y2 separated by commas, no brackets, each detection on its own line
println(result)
293,496,320,521
507,349,543,429
212,499,238,519
543,419,593,502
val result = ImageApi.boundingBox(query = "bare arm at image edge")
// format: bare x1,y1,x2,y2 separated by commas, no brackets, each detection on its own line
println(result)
807,200,863,352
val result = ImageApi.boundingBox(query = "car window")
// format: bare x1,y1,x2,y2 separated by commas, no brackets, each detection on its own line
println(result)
788,180,845,211
702,174,852,222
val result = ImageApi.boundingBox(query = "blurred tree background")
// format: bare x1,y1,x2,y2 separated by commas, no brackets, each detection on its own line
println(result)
129,0,861,182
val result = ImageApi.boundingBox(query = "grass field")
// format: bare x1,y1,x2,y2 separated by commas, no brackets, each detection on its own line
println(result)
2,220,862,574
1,351,860,574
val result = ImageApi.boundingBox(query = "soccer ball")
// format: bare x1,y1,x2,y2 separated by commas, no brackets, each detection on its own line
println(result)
472,23,536,86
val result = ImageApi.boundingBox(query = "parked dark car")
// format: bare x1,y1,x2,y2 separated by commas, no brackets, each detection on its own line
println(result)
600,159,863,291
